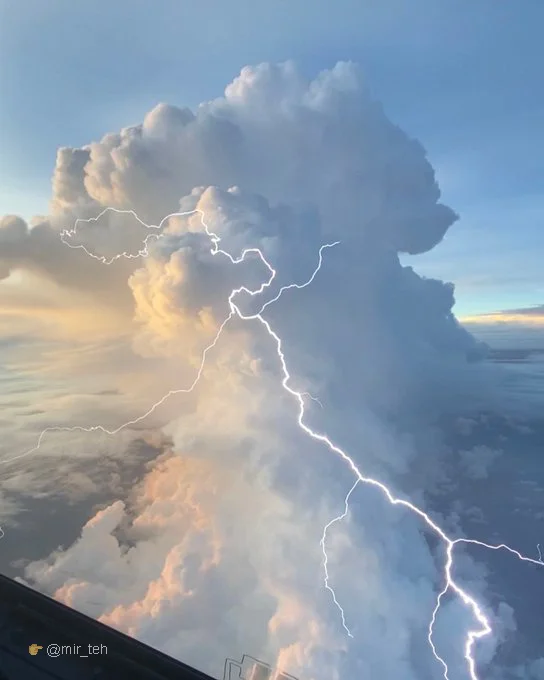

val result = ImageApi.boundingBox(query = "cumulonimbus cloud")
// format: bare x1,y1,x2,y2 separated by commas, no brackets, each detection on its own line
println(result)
3,61,537,679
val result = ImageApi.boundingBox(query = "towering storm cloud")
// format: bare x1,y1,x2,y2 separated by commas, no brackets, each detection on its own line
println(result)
2,62,540,679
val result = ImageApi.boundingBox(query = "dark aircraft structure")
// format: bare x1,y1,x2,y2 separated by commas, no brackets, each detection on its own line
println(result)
224,655,298,680
0,573,216,680
0,574,300,680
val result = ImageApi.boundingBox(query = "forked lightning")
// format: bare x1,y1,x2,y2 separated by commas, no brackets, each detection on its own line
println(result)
5,207,543,680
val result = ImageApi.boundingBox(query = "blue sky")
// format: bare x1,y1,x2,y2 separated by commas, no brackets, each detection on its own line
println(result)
1,0,543,316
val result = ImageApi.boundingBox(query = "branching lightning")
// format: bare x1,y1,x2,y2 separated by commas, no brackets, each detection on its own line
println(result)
7,207,543,679
320,479,360,639
1,208,334,466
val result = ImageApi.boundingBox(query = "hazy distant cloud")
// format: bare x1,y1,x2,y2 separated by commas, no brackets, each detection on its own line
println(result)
504,305,544,317
0,213,136,314
459,445,503,480
462,305,544,326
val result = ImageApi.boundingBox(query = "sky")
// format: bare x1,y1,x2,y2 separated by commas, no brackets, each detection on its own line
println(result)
1,4,544,680
1,0,543,318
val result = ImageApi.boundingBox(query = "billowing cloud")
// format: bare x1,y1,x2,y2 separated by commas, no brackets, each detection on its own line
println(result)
3,61,541,679
20,444,349,679
48,62,456,255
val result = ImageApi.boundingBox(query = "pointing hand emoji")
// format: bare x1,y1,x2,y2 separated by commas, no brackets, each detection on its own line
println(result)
29,644,43,655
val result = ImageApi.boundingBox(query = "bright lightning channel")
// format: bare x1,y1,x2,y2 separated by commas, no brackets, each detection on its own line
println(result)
7,207,543,680
320,479,360,639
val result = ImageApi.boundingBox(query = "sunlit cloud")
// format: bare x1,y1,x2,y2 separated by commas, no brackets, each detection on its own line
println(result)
2,61,542,679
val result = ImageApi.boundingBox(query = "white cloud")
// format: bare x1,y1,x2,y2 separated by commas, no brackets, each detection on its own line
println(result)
4,61,538,678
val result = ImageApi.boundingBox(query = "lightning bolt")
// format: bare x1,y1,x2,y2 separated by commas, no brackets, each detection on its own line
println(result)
1,207,335,465
320,479,359,639
6,207,543,679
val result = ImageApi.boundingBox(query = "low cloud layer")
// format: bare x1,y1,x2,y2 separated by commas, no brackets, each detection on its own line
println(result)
2,61,542,679
463,305,544,326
